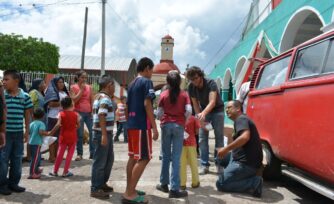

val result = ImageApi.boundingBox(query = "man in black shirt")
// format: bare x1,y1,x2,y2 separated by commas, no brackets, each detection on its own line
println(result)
186,66,224,175
216,100,263,197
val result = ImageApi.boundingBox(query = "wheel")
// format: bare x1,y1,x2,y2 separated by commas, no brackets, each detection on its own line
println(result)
262,142,282,180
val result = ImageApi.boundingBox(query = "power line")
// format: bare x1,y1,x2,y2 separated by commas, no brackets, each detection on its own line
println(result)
106,2,156,58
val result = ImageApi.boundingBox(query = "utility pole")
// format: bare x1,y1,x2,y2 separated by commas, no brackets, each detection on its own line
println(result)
101,0,106,75
81,7,88,70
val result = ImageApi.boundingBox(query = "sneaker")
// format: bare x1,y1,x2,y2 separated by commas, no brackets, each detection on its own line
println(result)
199,166,209,175
62,172,74,177
28,174,41,179
90,189,110,199
168,190,188,198
75,155,82,161
252,178,263,198
102,183,114,193
191,182,200,188
0,186,12,195
156,184,169,193
114,137,119,142
49,172,58,177
8,185,25,193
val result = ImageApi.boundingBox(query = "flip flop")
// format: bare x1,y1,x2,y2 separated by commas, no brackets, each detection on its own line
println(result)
136,190,146,196
121,195,148,204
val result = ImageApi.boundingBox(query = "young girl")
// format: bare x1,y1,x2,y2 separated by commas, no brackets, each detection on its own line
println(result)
49,97,80,177
156,70,192,198
180,115,201,189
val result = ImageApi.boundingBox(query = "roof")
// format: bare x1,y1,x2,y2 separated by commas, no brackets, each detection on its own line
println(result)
153,60,179,74
162,34,173,39
59,55,136,71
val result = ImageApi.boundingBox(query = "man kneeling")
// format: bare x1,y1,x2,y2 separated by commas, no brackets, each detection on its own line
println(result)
216,100,263,197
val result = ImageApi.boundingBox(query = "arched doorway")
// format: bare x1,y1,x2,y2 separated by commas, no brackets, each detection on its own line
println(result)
234,57,247,82
222,69,233,102
280,8,324,52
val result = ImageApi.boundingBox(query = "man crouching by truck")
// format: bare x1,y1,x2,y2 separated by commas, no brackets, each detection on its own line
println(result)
216,100,263,197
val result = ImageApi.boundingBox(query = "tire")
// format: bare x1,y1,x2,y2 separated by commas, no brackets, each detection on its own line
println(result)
262,142,282,180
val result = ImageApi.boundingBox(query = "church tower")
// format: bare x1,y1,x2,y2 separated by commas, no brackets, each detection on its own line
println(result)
161,35,174,62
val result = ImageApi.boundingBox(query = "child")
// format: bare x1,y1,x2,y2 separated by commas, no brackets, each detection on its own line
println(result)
49,97,80,177
28,108,51,179
114,96,128,143
0,70,33,194
90,75,115,199
122,57,158,203
180,115,201,190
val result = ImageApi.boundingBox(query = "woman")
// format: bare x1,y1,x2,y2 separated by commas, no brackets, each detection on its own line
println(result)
29,79,46,111
70,71,93,161
44,77,69,162
156,70,192,198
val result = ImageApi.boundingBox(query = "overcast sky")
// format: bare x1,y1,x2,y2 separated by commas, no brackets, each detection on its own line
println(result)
0,0,252,73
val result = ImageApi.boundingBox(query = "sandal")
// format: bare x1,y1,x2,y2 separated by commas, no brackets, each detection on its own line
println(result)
136,190,146,196
121,195,148,204
62,172,74,177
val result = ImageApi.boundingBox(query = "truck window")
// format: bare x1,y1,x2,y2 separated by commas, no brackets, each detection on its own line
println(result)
291,40,329,79
323,41,334,74
256,56,290,90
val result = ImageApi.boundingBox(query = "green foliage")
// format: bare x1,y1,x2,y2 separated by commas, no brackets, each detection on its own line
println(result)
0,33,59,73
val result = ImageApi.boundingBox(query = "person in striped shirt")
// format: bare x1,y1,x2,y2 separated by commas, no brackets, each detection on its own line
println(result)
90,75,115,199
0,70,33,195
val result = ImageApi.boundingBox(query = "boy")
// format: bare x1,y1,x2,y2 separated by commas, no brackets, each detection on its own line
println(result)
28,108,51,179
122,57,159,204
90,75,115,199
0,70,33,194
114,96,128,143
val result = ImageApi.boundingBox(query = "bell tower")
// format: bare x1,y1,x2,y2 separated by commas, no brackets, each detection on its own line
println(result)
161,35,174,62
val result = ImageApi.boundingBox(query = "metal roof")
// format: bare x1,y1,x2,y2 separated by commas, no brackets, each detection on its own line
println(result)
59,55,135,71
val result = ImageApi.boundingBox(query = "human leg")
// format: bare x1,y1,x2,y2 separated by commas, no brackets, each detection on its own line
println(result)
53,143,66,173
63,143,75,175
170,124,184,191
180,147,187,187
188,146,200,187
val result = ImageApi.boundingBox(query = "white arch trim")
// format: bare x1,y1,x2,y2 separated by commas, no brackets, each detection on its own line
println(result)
216,77,222,90
234,56,247,81
222,68,232,90
279,6,325,53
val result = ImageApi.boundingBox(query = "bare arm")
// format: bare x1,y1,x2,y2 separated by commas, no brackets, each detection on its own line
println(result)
49,117,61,136
145,98,158,141
218,130,250,158
202,91,217,116
99,113,108,146
71,85,84,103
24,108,32,142
48,101,61,107
191,97,201,115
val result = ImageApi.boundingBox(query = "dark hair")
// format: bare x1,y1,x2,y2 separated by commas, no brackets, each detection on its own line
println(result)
186,66,205,80
29,78,44,93
61,97,73,109
33,107,45,119
98,75,114,91
74,71,86,83
137,57,154,73
4,70,21,81
166,70,181,104
231,100,243,112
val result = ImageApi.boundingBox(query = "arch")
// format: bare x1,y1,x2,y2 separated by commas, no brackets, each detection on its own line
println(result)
234,56,247,81
222,68,232,90
280,7,325,52
216,77,222,90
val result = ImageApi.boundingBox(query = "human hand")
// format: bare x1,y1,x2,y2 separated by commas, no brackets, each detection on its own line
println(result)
24,131,29,143
0,132,5,148
152,128,159,141
197,112,206,122
101,134,108,146
217,147,229,159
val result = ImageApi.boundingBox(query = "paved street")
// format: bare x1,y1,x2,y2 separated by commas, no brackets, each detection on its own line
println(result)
0,126,332,204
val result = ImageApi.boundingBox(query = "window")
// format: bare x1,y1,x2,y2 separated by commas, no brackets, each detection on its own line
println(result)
291,40,329,79
323,42,334,74
256,56,290,89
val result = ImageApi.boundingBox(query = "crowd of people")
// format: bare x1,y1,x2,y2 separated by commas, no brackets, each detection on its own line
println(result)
0,57,263,204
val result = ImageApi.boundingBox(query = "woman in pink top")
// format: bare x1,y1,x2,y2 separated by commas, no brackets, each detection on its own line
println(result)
70,71,94,161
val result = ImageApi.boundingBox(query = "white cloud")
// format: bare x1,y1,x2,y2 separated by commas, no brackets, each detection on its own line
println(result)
0,0,252,73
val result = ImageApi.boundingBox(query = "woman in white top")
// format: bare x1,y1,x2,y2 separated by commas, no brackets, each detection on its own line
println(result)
44,77,69,162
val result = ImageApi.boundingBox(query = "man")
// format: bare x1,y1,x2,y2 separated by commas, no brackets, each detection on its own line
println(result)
216,100,263,197
90,75,116,199
186,66,224,175
122,57,159,204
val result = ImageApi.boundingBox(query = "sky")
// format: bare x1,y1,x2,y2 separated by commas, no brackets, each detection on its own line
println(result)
0,0,252,74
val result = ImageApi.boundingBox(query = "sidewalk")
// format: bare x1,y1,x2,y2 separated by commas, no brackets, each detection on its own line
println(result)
0,126,287,204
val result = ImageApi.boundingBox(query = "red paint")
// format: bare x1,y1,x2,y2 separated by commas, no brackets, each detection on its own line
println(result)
248,30,334,184
271,0,282,10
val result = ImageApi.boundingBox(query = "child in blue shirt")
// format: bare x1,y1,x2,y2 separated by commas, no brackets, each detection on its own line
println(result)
28,108,52,179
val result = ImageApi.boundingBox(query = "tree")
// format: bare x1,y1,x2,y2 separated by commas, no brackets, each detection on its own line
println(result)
0,33,59,73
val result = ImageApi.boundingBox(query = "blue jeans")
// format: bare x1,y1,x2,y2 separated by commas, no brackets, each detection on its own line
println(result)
91,130,114,192
199,111,224,167
216,160,261,193
2,132,24,187
115,121,128,141
77,112,93,157
0,147,7,189
29,145,41,175
160,123,184,191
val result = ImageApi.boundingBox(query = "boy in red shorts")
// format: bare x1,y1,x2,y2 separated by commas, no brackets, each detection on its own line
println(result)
122,57,159,204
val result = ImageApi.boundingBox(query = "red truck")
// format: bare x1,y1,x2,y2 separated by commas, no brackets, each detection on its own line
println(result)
247,30,334,200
